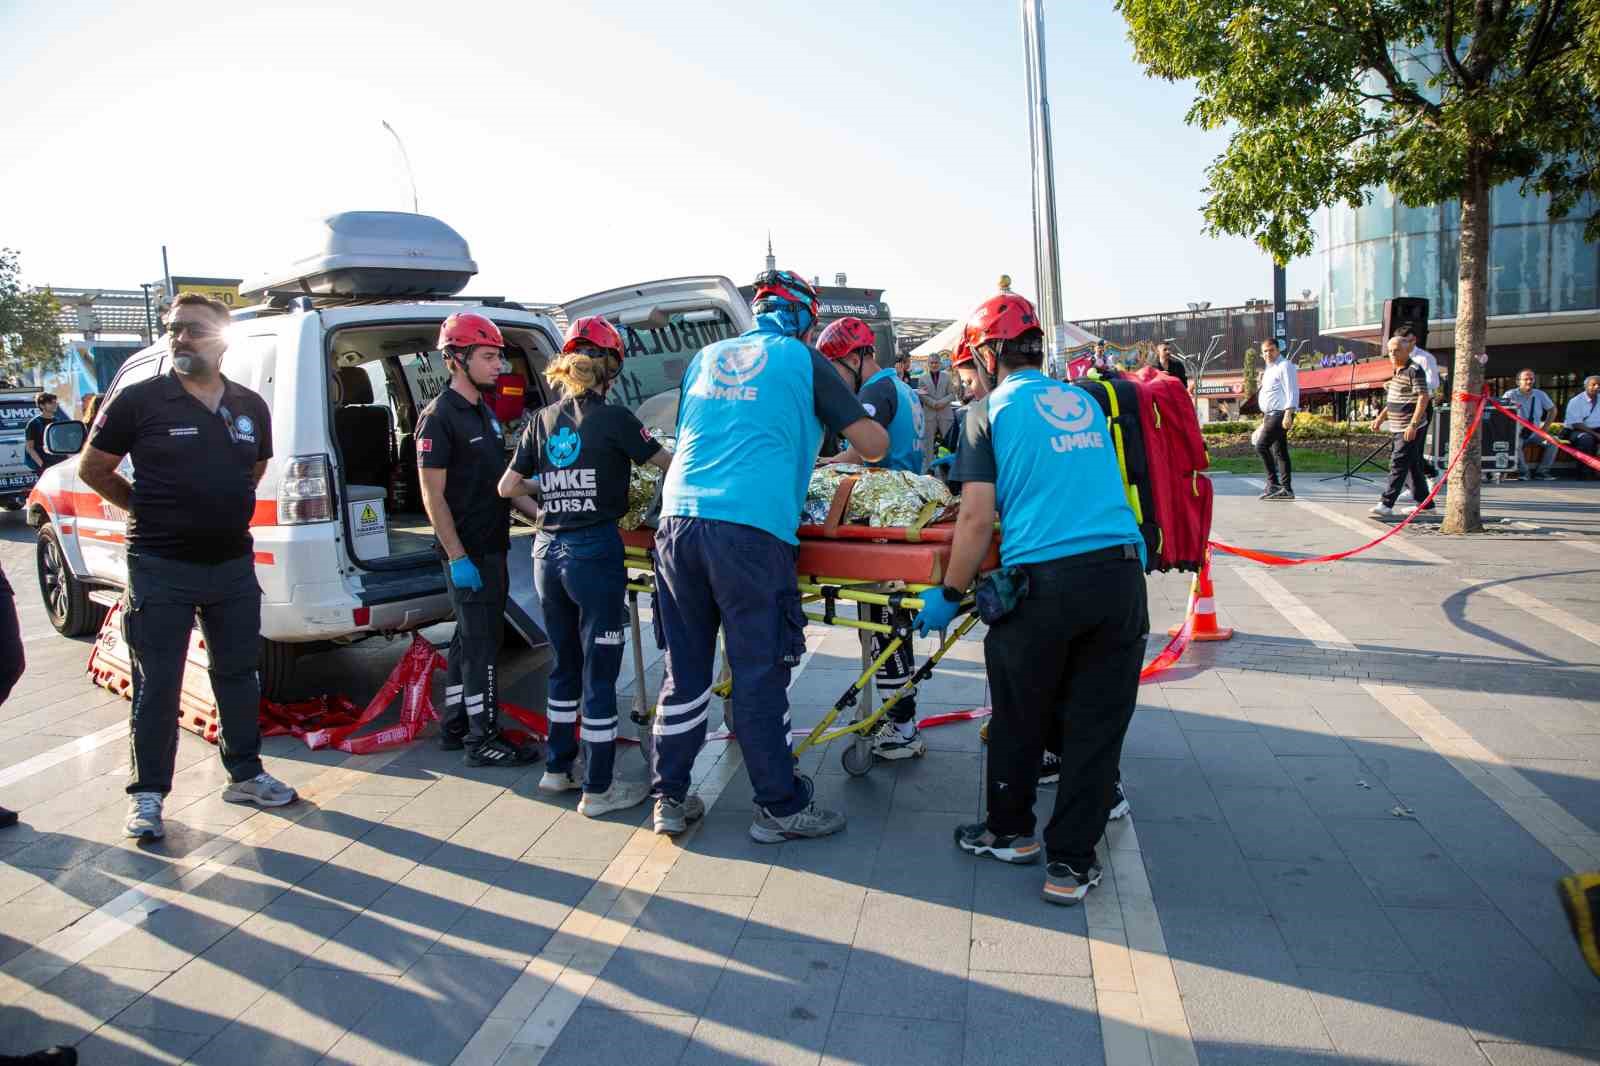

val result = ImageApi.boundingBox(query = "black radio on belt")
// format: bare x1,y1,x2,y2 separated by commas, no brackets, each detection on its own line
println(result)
975,566,1030,624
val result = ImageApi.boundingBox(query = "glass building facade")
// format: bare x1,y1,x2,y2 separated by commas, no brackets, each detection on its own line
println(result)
1317,183,1600,332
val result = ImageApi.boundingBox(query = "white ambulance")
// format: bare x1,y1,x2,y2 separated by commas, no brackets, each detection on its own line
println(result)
28,211,750,697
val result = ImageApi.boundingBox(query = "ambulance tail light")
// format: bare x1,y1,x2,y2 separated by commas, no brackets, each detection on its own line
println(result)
278,454,334,524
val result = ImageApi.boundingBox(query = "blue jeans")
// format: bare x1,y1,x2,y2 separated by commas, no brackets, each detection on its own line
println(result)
650,517,809,817
533,525,626,793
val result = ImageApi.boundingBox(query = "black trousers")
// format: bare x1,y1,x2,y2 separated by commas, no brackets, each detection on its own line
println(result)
1381,431,1429,507
0,568,24,704
865,604,917,725
441,551,508,742
126,553,263,795
984,555,1148,867
1256,411,1292,491
1570,429,1600,478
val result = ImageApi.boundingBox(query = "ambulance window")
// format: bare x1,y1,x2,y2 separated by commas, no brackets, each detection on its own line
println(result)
610,310,739,411
107,355,163,397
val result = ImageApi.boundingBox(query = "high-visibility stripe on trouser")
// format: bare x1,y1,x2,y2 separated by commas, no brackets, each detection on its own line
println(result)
533,525,628,790
866,603,918,725
651,517,809,817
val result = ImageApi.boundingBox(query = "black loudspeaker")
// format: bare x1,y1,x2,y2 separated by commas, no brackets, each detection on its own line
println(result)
1383,297,1429,349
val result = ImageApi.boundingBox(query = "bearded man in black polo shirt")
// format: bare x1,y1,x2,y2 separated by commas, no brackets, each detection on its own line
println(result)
81,292,295,841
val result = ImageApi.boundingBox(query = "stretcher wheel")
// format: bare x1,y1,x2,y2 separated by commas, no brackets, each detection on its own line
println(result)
841,737,873,777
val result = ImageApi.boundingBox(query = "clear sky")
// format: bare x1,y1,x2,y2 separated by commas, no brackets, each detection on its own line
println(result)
0,1,1316,322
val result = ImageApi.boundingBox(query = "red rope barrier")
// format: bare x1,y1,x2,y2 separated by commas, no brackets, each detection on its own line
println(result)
1209,392,1489,566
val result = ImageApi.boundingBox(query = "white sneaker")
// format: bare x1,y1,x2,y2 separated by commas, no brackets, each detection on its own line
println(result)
1369,503,1394,518
579,779,651,818
870,721,927,761
1108,781,1131,821
222,771,297,807
125,792,165,839
538,767,581,794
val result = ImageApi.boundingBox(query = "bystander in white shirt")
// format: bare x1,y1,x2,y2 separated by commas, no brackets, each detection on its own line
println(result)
1410,346,1440,393
1258,358,1300,413
1565,386,1600,430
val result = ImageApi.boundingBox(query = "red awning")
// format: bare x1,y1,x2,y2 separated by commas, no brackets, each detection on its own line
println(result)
1298,359,1394,394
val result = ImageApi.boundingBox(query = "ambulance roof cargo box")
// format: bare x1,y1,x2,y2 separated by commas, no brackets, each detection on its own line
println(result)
242,211,477,302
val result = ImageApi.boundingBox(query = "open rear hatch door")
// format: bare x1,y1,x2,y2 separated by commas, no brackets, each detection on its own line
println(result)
502,277,753,651
557,275,753,431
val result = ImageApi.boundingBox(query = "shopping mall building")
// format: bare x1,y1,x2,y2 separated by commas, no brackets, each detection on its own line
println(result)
1314,182,1599,411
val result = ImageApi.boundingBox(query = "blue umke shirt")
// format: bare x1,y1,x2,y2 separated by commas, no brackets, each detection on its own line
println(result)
950,368,1145,568
662,313,869,545
857,367,925,474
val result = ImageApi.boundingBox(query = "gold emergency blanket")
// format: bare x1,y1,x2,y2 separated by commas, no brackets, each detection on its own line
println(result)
803,464,957,528
620,430,673,532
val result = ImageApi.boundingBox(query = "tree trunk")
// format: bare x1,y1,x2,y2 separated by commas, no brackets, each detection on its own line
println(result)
1441,147,1491,534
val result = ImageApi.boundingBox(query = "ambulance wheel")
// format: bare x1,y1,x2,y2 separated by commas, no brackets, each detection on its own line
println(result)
841,737,873,777
259,639,299,701
36,524,104,637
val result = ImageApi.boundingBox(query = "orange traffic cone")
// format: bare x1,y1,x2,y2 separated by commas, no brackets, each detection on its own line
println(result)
1169,560,1233,641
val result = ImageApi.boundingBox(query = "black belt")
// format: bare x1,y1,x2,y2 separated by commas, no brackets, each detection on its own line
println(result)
1020,543,1140,578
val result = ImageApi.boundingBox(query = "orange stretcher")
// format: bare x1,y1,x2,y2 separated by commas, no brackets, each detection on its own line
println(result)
618,503,994,777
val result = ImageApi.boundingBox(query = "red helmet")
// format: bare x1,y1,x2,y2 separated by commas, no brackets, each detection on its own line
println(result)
960,294,1041,376
949,337,976,370
751,268,819,318
816,317,877,362
437,312,504,351
562,316,624,359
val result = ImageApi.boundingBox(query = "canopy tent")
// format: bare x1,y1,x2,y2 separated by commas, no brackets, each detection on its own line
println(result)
908,315,1102,361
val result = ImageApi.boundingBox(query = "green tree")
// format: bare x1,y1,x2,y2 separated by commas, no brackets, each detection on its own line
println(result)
1242,345,1259,399
0,249,61,383
1118,0,1599,533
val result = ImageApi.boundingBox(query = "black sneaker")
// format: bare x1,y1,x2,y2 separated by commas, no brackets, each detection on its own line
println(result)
464,733,542,767
439,730,466,752
1108,781,1130,821
0,805,17,829
1269,488,1296,500
1039,751,1061,786
1258,487,1280,500
954,822,1042,864
1042,861,1102,906
10,1048,77,1066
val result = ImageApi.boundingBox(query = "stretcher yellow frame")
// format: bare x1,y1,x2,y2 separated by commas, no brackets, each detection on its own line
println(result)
621,545,978,776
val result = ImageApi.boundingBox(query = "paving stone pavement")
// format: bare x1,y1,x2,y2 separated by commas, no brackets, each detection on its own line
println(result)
1,477,1599,1065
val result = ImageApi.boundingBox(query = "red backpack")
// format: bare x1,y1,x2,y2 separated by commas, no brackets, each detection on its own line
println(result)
1079,367,1212,572
1127,366,1212,571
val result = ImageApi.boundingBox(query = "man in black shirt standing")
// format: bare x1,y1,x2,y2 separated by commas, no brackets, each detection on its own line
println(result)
417,312,541,767
80,292,294,840
24,393,67,473
1154,342,1189,390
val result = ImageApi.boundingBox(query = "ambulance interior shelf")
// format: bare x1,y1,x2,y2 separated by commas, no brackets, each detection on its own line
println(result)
326,322,552,565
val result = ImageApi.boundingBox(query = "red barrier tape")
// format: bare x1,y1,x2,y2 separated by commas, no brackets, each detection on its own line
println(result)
260,633,445,755
1140,573,1197,680
1484,392,1600,475
1209,392,1490,566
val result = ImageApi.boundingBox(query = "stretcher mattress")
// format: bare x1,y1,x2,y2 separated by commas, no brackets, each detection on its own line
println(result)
621,524,1000,585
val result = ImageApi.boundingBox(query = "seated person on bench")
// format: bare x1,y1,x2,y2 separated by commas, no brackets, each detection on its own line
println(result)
1564,375,1600,478
1502,369,1558,480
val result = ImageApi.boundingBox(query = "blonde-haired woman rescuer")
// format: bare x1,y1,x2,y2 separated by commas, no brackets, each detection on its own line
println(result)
498,316,671,816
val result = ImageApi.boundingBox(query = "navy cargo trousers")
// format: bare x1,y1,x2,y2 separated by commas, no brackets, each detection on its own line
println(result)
649,516,810,817
533,524,627,794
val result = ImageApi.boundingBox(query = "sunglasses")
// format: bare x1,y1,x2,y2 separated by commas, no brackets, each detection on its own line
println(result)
167,320,222,339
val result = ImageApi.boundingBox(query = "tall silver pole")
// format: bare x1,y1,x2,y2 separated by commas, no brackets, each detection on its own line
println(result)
1021,0,1065,376
382,120,420,214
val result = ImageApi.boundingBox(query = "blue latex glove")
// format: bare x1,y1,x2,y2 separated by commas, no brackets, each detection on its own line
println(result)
448,555,482,592
913,590,960,636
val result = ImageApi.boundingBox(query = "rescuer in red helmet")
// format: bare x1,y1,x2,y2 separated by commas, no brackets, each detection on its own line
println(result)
417,311,541,766
498,315,672,817
923,292,1148,907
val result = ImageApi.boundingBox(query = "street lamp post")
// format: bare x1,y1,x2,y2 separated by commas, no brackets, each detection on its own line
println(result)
381,120,420,214
1021,0,1065,377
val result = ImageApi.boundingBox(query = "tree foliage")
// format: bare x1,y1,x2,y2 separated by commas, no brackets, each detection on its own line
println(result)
1117,0,1599,263
0,249,61,382
1117,0,1598,533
